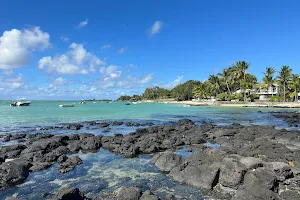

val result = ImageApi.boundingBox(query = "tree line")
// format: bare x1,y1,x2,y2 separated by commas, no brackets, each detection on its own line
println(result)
117,61,299,102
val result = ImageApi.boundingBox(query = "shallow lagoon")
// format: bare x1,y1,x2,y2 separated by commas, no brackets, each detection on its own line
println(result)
0,101,297,199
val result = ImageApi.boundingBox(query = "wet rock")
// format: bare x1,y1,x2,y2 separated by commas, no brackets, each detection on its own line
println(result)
169,150,223,191
55,187,86,200
45,146,70,162
29,162,52,172
65,124,83,130
99,122,110,128
243,167,279,197
2,135,11,142
114,186,142,200
266,162,293,181
57,155,68,163
279,190,300,200
219,156,247,189
152,152,183,172
111,121,124,126
57,156,83,173
140,190,159,200
232,188,280,200
67,140,82,152
0,155,5,164
22,137,64,154
68,134,80,140
81,136,102,151
0,160,30,189
79,133,94,140
10,134,26,140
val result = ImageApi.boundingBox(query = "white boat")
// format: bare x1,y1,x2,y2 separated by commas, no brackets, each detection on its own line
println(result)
59,104,75,107
10,98,31,106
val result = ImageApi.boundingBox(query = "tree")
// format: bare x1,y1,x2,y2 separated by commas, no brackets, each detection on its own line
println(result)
233,61,250,102
207,75,221,96
219,68,233,95
277,66,292,102
262,67,276,96
289,74,300,102
171,80,201,101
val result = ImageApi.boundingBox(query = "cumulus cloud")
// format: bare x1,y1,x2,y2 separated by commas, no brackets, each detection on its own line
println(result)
117,74,154,88
77,19,88,29
0,27,50,70
0,74,24,89
101,44,111,50
159,73,184,89
37,43,104,75
118,47,127,54
49,77,67,85
100,65,122,79
149,21,163,37
60,35,69,42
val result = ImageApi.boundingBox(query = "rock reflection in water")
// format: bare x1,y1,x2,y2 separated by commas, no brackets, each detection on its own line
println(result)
0,149,204,200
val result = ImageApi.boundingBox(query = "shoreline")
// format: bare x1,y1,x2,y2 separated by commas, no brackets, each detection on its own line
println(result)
141,100,300,108
1,114,300,199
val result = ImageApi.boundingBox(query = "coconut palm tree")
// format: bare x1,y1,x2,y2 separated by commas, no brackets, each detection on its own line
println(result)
234,61,250,102
262,67,276,96
208,74,221,97
219,68,232,95
277,66,292,102
289,74,300,102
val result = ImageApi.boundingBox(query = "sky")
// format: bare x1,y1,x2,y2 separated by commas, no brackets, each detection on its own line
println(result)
0,0,300,100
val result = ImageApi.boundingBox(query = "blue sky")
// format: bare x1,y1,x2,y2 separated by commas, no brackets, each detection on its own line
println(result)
0,0,300,100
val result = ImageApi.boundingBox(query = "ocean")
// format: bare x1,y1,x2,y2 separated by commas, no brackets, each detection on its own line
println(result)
0,101,296,199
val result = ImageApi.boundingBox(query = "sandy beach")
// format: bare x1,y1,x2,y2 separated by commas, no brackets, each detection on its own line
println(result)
142,99,300,108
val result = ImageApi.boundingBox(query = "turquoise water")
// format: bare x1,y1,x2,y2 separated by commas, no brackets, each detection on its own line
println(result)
0,100,295,130
0,101,297,199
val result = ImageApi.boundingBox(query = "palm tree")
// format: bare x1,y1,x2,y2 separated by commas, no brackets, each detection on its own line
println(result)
208,75,221,97
262,67,276,96
219,68,232,95
289,74,300,102
234,61,250,102
277,66,292,102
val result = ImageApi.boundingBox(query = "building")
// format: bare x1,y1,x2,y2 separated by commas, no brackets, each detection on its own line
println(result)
251,84,279,101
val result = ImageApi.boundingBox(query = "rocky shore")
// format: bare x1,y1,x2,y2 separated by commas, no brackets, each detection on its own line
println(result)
1,114,300,199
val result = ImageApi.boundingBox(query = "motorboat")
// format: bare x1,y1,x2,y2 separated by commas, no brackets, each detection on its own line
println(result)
10,98,31,106
59,104,75,107
79,101,86,104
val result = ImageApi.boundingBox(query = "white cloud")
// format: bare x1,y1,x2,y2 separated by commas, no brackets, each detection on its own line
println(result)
117,74,153,88
77,19,88,29
50,77,67,85
149,21,163,37
60,35,69,42
0,74,24,89
159,73,184,89
118,47,127,54
0,27,50,70
38,43,104,75
100,65,122,79
101,44,111,50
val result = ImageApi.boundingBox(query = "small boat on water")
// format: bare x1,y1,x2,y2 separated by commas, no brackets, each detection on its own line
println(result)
59,104,75,107
10,98,31,106
79,100,86,104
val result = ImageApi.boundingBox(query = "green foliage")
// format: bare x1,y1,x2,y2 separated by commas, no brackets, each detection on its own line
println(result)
216,93,228,101
270,96,281,102
117,95,132,101
117,94,142,101
277,66,292,101
171,80,201,101
142,87,171,100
